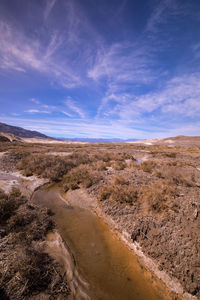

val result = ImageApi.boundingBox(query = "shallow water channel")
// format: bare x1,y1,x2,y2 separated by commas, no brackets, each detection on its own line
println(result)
32,189,169,300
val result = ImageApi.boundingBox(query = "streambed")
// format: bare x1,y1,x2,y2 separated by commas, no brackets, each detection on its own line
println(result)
32,189,172,300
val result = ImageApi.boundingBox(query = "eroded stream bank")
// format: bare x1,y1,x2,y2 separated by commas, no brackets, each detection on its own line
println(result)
32,189,177,300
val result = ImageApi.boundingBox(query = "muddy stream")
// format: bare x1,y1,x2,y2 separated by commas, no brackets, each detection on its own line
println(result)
32,188,172,300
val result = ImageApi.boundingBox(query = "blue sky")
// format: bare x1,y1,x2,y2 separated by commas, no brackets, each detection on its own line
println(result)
0,0,200,139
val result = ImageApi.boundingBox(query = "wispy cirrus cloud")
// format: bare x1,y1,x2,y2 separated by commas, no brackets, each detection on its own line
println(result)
44,0,57,20
66,97,85,118
88,42,154,88
0,18,83,88
30,98,40,104
62,111,74,117
1,0,200,139
27,100,74,117
192,42,200,60
146,0,183,33
98,72,200,123
25,109,50,114
89,41,160,117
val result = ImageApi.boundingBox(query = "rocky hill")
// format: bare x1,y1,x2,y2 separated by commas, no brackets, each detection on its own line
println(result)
0,132,23,142
0,122,49,139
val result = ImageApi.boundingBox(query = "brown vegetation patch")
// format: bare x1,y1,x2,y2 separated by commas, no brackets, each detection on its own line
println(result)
92,151,132,162
139,179,178,213
140,160,156,173
98,175,137,204
17,154,76,181
111,160,127,170
63,164,101,191
156,165,196,187
0,189,70,299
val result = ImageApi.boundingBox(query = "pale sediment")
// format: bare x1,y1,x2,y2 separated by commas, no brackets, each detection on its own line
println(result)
45,230,90,300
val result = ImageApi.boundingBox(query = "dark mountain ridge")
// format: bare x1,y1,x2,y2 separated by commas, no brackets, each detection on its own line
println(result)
0,122,49,139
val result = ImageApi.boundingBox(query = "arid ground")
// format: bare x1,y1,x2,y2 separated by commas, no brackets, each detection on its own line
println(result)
0,138,199,299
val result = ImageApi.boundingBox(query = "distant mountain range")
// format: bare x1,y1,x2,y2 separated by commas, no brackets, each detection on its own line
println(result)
0,122,199,145
0,122,49,139
60,138,139,143
0,122,139,142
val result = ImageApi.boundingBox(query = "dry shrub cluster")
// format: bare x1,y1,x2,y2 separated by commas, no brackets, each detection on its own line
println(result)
98,175,178,212
164,152,177,158
140,160,156,173
111,160,127,170
17,151,96,181
0,188,24,225
17,154,76,180
156,166,195,187
139,179,178,213
0,189,70,299
91,160,107,171
92,151,131,162
98,175,137,204
63,164,101,191
69,151,92,165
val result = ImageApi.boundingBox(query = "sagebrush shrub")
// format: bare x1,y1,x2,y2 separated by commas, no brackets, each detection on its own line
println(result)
98,176,137,204
63,164,101,191
139,179,177,213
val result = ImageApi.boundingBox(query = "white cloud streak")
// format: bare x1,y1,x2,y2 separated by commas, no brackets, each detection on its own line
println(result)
97,72,200,122
44,0,57,20
88,43,154,86
25,109,50,114
62,111,74,117
146,0,182,33
30,98,40,104
0,19,82,88
66,97,85,118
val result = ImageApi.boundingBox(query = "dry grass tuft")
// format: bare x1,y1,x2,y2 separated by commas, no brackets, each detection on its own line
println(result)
140,160,156,173
98,175,137,204
111,160,127,170
139,179,178,213
91,160,107,171
63,164,101,191
0,189,70,299
156,165,195,187
17,154,76,181
92,151,131,162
